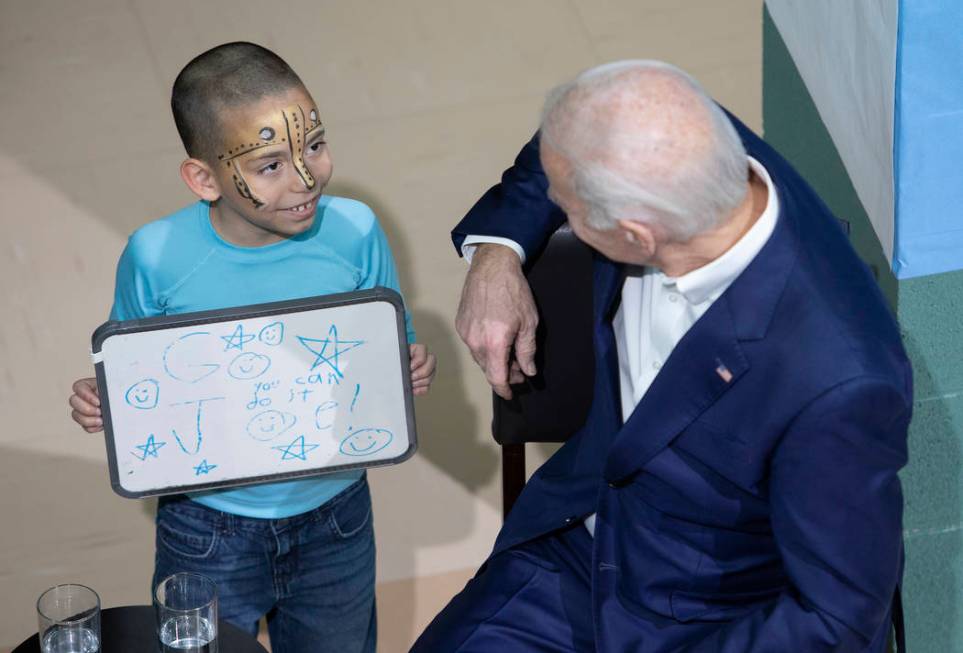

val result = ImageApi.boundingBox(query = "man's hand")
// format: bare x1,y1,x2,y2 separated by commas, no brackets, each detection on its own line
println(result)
455,243,538,399
69,377,103,433
409,343,437,396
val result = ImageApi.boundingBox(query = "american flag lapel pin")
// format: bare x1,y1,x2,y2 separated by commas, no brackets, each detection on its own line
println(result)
714,358,733,383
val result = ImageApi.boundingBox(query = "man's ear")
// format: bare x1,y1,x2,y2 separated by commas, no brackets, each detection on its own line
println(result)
617,219,657,258
179,158,222,202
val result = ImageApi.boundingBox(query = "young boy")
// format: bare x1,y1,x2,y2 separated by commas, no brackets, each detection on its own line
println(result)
67,42,436,653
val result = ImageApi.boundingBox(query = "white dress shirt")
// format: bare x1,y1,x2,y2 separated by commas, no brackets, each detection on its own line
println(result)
461,157,779,535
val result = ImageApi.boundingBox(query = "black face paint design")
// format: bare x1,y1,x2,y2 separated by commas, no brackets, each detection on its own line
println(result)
216,104,325,209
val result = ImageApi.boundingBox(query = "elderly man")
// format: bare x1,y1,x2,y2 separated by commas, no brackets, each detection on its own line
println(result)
413,61,910,652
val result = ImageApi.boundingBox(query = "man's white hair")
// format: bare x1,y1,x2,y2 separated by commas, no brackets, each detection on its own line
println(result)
540,60,749,241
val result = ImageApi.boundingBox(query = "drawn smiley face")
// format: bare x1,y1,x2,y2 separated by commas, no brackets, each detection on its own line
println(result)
258,321,284,346
339,428,393,457
246,410,296,441
228,352,271,379
124,379,159,409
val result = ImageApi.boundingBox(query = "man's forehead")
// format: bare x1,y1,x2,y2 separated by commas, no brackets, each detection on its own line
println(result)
539,140,576,182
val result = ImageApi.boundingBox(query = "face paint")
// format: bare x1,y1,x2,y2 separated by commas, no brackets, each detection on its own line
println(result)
217,104,325,208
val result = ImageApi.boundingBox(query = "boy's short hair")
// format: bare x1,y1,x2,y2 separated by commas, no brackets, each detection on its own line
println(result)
172,42,305,164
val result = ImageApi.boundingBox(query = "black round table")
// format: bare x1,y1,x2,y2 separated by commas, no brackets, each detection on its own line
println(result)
15,605,268,652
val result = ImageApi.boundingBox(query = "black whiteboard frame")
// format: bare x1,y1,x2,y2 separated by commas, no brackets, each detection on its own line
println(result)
91,287,417,499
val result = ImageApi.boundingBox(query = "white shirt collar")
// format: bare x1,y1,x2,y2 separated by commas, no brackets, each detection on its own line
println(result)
661,157,779,305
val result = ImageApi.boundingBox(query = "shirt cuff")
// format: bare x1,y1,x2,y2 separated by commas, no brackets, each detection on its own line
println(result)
461,236,526,265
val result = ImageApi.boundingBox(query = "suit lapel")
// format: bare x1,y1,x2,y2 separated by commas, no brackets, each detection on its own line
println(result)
600,178,800,484
603,295,748,484
589,254,627,446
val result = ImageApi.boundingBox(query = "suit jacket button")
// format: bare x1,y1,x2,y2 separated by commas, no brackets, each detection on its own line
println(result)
564,516,575,525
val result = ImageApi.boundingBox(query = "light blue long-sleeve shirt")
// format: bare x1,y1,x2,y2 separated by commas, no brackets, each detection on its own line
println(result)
110,196,414,518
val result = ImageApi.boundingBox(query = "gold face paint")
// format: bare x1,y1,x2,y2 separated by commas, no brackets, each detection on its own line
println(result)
217,103,325,208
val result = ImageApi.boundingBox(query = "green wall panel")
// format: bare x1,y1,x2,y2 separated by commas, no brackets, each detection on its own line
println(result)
762,7,896,309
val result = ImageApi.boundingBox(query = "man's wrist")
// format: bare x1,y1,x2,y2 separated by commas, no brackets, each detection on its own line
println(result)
471,243,524,271
461,236,526,265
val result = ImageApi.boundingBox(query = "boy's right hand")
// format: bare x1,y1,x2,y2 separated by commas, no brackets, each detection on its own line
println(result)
69,377,103,433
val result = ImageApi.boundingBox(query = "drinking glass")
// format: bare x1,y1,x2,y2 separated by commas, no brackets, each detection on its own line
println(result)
36,584,100,653
154,572,218,653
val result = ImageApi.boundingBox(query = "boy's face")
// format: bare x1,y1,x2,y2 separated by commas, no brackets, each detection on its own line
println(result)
209,86,332,245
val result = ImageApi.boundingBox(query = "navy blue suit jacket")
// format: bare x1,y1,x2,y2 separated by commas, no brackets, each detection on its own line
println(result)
452,117,911,652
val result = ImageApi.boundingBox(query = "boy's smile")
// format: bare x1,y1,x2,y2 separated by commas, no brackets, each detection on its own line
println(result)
200,86,333,247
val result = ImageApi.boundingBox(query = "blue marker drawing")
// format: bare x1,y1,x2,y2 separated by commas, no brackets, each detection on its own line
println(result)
163,332,220,383
221,324,256,351
132,433,166,460
288,387,314,403
314,401,338,430
258,321,284,346
193,459,218,475
273,435,320,461
246,409,296,441
169,397,224,454
171,428,198,455
125,379,159,410
339,428,393,457
228,352,271,380
297,325,364,378
350,384,361,412
246,380,279,409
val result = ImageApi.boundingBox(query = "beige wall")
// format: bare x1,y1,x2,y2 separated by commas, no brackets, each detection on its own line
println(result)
0,1,762,649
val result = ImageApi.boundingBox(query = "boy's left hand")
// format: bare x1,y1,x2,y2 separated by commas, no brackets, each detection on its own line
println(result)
409,343,436,396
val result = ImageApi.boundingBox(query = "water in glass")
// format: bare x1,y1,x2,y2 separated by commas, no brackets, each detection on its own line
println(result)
41,626,99,653
159,615,216,653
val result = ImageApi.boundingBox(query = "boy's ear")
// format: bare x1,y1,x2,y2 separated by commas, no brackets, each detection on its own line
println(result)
179,158,222,202
617,218,657,258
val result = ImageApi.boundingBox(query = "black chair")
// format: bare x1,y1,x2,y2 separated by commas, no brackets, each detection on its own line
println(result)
491,225,596,518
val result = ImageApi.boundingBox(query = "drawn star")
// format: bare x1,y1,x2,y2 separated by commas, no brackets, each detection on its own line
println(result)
221,324,256,351
297,325,364,378
272,435,320,461
132,434,166,461
193,459,218,475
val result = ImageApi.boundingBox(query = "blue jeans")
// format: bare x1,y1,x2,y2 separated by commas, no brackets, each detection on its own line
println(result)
153,476,376,653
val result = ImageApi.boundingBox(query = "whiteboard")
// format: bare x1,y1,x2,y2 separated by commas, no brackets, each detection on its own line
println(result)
92,288,416,498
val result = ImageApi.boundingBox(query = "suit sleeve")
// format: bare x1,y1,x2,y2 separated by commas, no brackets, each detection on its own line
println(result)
451,132,567,260
679,376,910,653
